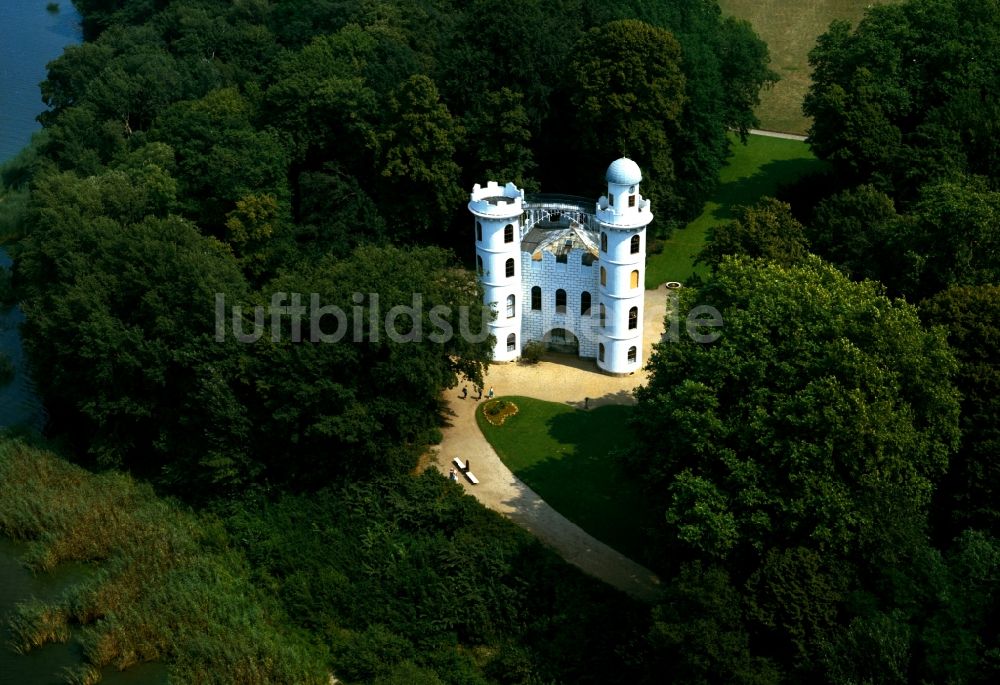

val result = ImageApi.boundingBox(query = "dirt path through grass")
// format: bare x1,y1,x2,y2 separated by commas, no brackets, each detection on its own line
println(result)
429,287,670,601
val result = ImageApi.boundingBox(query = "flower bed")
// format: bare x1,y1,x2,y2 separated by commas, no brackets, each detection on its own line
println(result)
481,399,519,426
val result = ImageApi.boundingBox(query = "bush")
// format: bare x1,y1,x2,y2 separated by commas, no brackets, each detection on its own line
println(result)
520,341,545,364
647,238,665,255
422,426,444,445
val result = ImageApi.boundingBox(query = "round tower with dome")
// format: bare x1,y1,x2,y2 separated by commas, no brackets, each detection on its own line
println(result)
594,158,652,374
469,181,525,361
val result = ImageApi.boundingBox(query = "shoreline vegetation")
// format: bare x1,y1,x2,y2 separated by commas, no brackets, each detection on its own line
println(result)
0,436,653,683
0,438,327,684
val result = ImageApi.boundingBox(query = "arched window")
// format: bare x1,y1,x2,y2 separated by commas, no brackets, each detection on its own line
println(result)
599,303,606,328
629,306,638,330
555,289,566,313
608,194,614,206
627,346,637,363
504,224,514,243
630,270,639,289
476,255,483,275
531,286,541,310
600,267,606,286
506,258,515,278
581,291,591,316
506,294,515,318
598,343,605,362
631,235,640,254
600,232,607,252
507,333,516,351
476,221,483,241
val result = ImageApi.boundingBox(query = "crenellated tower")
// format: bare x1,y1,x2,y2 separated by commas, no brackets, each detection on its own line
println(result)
594,158,652,374
469,181,525,361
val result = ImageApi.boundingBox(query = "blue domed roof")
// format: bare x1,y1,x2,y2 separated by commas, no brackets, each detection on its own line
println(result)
605,157,642,185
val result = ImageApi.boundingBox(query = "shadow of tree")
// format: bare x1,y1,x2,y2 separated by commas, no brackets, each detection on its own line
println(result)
708,156,826,223
496,401,661,568
565,388,636,410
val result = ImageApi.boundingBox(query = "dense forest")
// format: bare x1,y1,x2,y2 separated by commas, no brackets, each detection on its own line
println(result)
5,0,774,492
0,0,998,682
630,0,1000,681
0,0,776,682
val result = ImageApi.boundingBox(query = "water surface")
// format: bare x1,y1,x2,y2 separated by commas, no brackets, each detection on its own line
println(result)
0,1,81,162
0,5,167,683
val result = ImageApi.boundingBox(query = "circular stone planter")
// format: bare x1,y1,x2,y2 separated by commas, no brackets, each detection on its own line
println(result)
665,281,682,289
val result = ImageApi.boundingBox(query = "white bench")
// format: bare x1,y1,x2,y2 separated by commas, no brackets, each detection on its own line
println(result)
452,457,479,485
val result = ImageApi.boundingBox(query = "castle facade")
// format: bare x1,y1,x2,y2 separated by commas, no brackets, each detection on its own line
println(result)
469,158,652,374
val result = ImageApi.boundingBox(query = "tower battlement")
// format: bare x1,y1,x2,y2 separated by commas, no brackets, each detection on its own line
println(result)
469,181,524,217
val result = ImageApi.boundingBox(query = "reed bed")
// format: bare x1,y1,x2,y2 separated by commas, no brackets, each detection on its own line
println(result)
0,438,327,683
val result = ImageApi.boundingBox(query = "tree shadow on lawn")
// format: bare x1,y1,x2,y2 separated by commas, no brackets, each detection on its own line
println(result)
510,403,662,568
709,155,826,223
564,388,636,410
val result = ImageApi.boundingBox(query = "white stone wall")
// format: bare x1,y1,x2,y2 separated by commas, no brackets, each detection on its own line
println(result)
520,248,601,359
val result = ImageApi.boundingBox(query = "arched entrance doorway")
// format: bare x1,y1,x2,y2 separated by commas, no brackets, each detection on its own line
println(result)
542,328,579,355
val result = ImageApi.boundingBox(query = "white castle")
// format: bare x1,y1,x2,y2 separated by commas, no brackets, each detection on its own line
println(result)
470,158,652,374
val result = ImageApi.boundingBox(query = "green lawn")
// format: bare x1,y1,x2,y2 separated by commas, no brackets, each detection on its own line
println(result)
718,0,896,134
645,133,824,288
476,396,658,565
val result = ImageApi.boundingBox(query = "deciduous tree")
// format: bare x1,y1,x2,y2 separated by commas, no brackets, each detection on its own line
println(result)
629,256,960,567
566,19,686,214
698,198,809,272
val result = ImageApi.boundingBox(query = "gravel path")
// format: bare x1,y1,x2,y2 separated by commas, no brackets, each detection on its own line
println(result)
429,286,671,601
748,128,808,142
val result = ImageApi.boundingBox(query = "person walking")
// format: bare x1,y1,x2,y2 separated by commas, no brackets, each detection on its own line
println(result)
461,386,468,399
487,386,494,400
449,468,458,482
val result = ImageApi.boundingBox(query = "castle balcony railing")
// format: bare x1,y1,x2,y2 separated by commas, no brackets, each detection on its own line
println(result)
523,193,597,235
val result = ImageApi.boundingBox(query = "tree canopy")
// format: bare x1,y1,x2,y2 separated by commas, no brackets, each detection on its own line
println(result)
566,19,687,213
795,0,1000,302
697,198,809,272
631,256,959,565
1,0,790,682
805,0,1000,197
625,256,980,680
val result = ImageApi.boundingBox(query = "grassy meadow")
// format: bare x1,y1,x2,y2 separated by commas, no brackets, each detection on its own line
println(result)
646,133,825,287
476,396,659,564
718,0,896,134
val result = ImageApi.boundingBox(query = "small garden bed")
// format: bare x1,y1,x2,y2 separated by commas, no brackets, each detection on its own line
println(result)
481,398,518,426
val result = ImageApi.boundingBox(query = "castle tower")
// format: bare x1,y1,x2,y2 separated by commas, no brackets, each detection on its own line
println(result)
469,181,525,361
594,158,652,374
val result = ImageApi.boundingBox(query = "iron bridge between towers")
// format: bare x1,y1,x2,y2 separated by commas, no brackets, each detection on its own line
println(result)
522,194,597,238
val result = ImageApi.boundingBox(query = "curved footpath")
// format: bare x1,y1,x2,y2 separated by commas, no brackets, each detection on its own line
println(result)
428,286,670,602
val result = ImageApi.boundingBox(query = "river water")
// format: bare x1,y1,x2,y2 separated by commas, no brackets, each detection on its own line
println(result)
0,2,81,159
0,3,168,683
